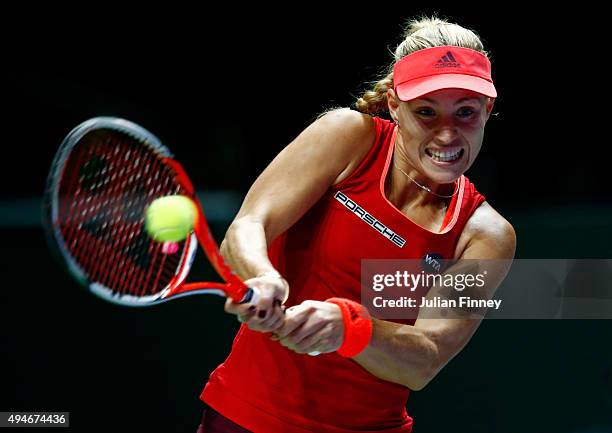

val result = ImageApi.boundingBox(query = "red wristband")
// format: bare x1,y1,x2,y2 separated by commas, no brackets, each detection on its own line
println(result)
326,298,373,358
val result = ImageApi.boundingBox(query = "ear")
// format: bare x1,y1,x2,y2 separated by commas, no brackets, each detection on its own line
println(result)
387,88,400,122
484,97,496,121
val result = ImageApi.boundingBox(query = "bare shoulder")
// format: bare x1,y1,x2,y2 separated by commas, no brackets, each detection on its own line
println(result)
465,202,515,241
455,201,516,259
311,109,376,184
315,108,374,136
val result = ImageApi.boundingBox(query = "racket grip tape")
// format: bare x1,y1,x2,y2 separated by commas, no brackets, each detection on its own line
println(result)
238,286,260,305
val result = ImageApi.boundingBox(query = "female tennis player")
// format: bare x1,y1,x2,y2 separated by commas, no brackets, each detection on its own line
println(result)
197,16,516,433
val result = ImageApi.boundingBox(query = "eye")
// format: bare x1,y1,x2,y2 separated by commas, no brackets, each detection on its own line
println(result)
415,107,436,117
456,107,477,118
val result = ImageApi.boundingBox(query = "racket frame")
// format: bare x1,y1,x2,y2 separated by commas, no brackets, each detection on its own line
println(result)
44,117,254,307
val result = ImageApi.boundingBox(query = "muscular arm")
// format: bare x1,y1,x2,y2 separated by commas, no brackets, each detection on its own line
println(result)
221,109,374,281
352,202,516,390
220,109,374,329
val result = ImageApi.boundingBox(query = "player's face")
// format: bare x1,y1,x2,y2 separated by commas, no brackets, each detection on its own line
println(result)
395,89,494,184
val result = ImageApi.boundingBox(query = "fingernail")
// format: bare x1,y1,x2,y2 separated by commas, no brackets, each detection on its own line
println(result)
258,310,267,319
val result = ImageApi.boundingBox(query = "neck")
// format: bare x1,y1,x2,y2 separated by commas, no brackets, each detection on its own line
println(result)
389,145,457,207
386,165,445,211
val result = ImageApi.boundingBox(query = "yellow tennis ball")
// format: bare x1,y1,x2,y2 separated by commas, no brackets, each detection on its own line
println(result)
145,195,197,242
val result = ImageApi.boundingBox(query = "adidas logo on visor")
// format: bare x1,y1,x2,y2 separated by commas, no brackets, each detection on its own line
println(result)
434,51,461,68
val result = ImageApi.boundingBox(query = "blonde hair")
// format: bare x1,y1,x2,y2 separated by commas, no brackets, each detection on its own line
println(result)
355,17,489,114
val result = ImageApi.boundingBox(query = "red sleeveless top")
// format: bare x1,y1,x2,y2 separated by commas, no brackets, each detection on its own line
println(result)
201,116,486,433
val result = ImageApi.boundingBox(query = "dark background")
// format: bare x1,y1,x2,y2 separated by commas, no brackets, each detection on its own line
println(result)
2,6,611,433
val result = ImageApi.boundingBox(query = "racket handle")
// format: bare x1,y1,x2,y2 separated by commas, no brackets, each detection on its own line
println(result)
238,286,260,305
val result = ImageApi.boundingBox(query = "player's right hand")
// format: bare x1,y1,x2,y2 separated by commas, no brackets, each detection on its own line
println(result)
224,274,288,333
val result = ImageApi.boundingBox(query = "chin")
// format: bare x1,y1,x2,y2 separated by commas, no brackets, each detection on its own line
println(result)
421,162,466,184
426,172,462,185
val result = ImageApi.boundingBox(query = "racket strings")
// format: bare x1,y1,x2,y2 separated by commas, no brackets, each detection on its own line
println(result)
57,130,189,298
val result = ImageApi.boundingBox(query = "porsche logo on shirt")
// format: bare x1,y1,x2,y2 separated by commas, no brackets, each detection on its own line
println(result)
334,191,406,248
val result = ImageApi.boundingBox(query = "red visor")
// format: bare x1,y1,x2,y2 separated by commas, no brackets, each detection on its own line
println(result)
393,46,496,101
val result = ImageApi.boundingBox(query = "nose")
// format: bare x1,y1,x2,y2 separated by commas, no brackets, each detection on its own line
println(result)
433,127,459,146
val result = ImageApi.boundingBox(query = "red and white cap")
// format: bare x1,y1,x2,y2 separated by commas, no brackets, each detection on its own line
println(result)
393,46,497,101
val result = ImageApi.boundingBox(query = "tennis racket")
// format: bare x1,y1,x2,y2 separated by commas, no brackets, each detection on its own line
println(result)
44,117,258,307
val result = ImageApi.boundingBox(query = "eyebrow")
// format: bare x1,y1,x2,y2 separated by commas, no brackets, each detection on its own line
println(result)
415,97,482,104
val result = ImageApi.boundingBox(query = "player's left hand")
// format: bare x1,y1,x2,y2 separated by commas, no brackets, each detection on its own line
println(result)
271,300,344,354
